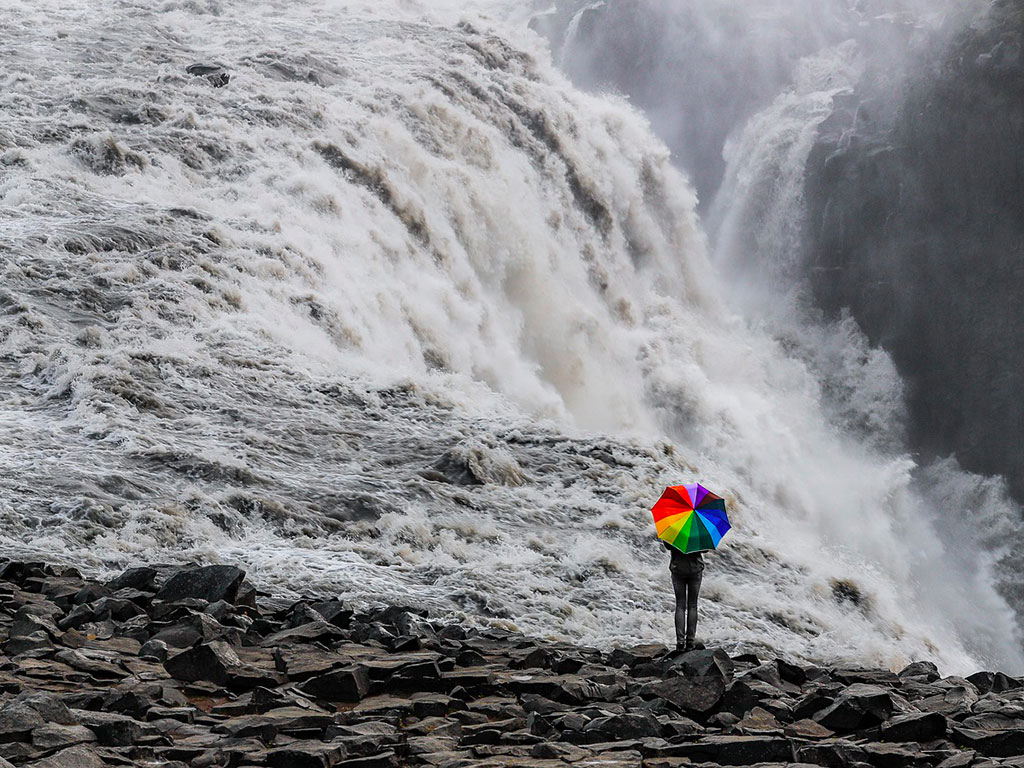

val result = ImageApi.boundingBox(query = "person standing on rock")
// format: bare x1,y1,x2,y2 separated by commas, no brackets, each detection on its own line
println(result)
650,483,731,655
664,542,704,653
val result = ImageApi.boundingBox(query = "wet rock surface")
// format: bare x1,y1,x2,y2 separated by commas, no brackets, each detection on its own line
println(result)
1,559,1023,767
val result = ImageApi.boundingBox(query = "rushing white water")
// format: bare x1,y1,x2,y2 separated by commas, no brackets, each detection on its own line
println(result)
1,0,1021,674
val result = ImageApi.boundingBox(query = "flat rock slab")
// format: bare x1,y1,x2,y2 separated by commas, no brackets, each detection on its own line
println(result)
27,745,107,768
155,565,245,604
660,734,793,764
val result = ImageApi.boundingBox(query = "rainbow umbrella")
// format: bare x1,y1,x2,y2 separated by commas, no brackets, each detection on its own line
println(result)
652,484,731,553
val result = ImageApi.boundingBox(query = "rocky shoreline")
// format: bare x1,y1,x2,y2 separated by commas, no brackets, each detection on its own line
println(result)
1,560,1022,767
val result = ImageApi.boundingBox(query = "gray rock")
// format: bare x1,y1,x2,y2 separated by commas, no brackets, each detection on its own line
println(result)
734,706,784,734
31,724,96,751
936,751,976,768
212,707,335,740
155,565,245,604
952,725,1024,757
27,745,106,768
678,648,735,680
260,620,346,647
264,742,346,768
640,673,726,714
967,670,1023,694
298,665,371,702
813,683,894,731
2,630,54,656
164,640,250,686
796,737,868,767
783,718,834,739
0,705,45,743
139,638,169,661
3,692,77,727
898,661,940,681
582,712,661,741
880,711,947,742
71,709,146,746
186,63,230,88
10,605,62,639
106,566,158,592
722,677,789,717
665,734,793,764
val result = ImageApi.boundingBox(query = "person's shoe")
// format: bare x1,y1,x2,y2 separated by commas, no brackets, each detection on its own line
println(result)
685,639,705,651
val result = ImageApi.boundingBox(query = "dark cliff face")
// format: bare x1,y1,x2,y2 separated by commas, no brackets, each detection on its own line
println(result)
804,0,1024,494
532,0,850,209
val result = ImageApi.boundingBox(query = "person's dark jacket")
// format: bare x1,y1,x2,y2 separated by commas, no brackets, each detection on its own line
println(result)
664,541,705,575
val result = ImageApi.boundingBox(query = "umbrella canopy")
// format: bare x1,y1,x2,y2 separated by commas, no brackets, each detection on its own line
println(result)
652,483,731,553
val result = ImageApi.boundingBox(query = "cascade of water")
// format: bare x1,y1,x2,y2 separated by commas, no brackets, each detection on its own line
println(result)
0,0,1020,672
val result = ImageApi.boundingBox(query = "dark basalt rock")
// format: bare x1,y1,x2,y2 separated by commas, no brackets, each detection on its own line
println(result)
899,660,941,682
155,565,245,605
640,672,727,715
28,745,107,768
582,712,661,741
668,734,794,764
163,640,277,691
186,63,230,88
952,725,1024,757
813,683,895,731
967,670,1023,694
880,710,947,742
299,665,371,702
106,567,159,593
30,723,96,751
71,709,148,746
4,557,1023,768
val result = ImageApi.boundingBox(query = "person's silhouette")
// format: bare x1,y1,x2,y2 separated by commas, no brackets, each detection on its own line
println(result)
664,541,704,652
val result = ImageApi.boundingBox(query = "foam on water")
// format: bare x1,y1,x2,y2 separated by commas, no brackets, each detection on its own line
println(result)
1,0,1021,674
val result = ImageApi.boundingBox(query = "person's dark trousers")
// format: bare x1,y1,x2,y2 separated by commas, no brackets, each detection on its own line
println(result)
670,563,703,647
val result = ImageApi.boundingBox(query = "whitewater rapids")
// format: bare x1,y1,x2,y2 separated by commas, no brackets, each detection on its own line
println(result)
0,0,1021,675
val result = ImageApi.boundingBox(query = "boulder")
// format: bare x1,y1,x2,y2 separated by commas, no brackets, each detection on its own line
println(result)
27,745,106,768
665,734,793,764
734,706,784,734
862,742,930,768
0,705,44,743
678,648,735,680
30,724,96,751
212,707,335,740
71,710,146,746
155,565,245,605
813,683,894,731
186,63,230,88
898,661,940,682
880,711,947,742
967,670,1022,694
796,738,868,767
952,725,1024,757
260,620,346,647
106,566,158,592
264,742,346,768
721,678,789,717
163,640,275,690
784,718,834,739
298,665,371,702
582,712,661,741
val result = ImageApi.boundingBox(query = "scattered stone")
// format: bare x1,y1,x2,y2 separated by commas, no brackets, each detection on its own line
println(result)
813,683,894,731
156,565,245,605
28,745,107,768
31,723,96,751
299,665,371,702
880,710,947,742
186,63,230,88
